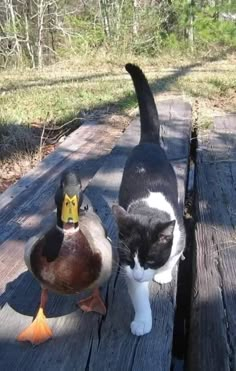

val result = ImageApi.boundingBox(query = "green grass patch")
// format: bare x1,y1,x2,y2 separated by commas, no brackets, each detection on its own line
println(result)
0,74,135,126
0,52,235,132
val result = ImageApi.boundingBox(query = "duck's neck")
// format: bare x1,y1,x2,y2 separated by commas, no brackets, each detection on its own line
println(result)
56,223,80,235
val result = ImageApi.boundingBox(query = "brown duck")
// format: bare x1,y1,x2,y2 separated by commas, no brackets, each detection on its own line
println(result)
17,170,113,345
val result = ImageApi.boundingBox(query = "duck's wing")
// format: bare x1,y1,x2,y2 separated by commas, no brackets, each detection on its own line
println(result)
24,226,63,273
42,228,64,262
24,233,44,273
79,210,112,250
80,193,93,212
80,210,105,232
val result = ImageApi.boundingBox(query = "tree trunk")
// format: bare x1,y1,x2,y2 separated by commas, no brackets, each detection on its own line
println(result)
188,0,194,50
115,0,125,40
37,0,44,68
133,0,138,35
7,0,21,65
24,11,35,68
48,4,55,54
99,0,111,38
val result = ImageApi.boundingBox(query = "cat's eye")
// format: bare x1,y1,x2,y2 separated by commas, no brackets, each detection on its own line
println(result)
129,260,135,269
122,257,134,268
143,259,156,269
147,259,156,265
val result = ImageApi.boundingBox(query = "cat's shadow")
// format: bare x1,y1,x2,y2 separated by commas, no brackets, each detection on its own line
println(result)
0,271,81,318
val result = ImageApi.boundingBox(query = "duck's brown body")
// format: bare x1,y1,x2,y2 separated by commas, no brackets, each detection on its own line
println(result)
25,210,113,295
18,170,113,345
30,229,101,294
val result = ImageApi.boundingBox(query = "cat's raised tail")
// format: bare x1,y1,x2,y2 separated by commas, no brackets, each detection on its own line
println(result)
125,63,160,143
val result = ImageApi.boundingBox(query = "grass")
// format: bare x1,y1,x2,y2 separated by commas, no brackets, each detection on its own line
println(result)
0,50,235,183
1,52,235,126
0,73,134,125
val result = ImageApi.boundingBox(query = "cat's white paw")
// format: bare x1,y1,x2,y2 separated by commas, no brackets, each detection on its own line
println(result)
130,315,152,336
154,271,172,284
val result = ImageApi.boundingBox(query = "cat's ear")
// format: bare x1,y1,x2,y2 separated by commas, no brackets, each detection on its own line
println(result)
157,220,176,244
112,205,132,224
112,205,135,236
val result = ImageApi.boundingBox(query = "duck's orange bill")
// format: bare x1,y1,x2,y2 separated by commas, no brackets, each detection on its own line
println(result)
61,194,79,223
17,308,53,345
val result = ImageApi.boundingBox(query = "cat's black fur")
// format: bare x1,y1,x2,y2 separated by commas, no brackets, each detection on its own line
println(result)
113,63,184,271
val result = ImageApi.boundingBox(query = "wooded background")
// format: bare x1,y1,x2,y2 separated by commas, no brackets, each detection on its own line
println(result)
0,0,235,68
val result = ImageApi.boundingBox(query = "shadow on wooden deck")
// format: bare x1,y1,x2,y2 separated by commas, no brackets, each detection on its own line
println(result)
0,99,192,370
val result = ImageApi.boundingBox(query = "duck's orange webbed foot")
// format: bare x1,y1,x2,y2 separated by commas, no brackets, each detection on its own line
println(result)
17,289,52,345
78,288,106,315
17,308,52,345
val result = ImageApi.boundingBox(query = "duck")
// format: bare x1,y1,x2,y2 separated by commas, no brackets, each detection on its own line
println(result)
17,169,113,345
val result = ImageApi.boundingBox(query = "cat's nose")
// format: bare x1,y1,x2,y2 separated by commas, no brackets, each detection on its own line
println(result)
133,268,144,281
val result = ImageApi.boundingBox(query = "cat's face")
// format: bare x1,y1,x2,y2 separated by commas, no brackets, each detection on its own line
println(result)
112,205,175,282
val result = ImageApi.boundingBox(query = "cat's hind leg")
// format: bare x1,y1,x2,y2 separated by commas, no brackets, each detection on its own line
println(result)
126,278,152,336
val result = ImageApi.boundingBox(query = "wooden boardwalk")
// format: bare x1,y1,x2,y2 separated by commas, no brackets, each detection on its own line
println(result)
188,114,236,371
0,99,192,371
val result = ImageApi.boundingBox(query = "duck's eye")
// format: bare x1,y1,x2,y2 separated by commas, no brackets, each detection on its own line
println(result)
66,201,69,206
72,201,75,206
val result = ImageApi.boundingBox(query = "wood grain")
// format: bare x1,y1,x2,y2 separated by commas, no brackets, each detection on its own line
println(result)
187,114,236,371
0,121,123,294
0,99,192,371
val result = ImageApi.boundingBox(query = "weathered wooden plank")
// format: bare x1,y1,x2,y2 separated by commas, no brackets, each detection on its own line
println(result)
0,122,124,294
187,115,236,371
112,99,191,161
0,122,121,226
0,99,191,371
0,120,96,209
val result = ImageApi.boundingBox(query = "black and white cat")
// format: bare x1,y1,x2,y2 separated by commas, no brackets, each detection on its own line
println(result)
112,64,185,337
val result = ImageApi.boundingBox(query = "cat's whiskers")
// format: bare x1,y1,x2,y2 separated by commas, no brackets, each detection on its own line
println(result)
118,241,130,253
111,257,129,277
118,239,129,248
112,259,127,274
113,241,131,256
112,259,121,269
116,269,128,279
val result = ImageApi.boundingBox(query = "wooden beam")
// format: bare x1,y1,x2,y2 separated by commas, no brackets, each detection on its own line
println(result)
188,114,236,371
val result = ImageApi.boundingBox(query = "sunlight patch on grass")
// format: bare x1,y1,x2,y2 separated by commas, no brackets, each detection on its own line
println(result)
0,76,134,125
0,53,235,132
